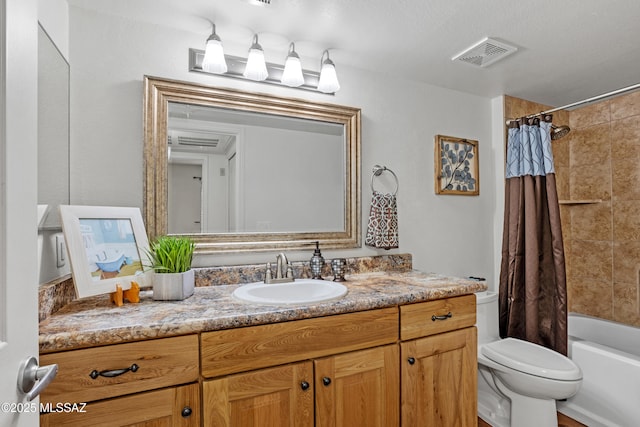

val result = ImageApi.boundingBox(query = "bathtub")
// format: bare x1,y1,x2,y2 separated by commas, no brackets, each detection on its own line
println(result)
95,252,125,272
557,313,640,427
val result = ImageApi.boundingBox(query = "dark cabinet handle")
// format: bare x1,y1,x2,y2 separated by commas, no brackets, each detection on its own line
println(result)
407,357,416,365
89,363,139,379
300,381,310,391
322,377,332,386
181,406,192,418
431,312,453,322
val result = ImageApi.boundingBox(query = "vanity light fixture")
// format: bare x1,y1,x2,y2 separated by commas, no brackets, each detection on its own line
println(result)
201,24,227,74
189,31,338,94
243,34,268,81
281,42,304,87
317,50,340,94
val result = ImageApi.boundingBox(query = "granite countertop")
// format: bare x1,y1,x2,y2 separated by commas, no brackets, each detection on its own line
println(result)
39,271,487,354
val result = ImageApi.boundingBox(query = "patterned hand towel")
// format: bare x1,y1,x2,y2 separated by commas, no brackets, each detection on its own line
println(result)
365,190,398,250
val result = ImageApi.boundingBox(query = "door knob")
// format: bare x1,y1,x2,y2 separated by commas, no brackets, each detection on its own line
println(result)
17,356,58,401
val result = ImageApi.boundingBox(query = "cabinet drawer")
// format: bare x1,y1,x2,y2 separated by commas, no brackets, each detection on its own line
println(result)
400,294,475,340
201,308,399,378
40,335,199,404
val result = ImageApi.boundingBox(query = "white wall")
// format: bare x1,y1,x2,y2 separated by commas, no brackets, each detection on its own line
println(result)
242,126,343,232
68,7,498,285
490,96,506,293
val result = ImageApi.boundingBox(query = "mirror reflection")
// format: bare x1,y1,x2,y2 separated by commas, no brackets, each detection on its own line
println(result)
144,76,361,253
167,103,346,235
37,24,70,229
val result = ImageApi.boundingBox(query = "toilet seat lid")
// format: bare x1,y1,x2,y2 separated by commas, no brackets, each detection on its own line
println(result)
481,338,582,381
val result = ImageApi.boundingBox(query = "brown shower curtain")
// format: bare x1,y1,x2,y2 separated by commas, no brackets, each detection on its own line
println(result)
499,115,568,355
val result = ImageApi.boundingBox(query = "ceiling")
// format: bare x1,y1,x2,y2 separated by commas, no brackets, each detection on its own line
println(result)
67,0,640,108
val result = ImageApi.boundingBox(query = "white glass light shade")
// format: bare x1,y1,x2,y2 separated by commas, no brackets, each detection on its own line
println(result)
281,47,304,87
243,40,268,81
317,59,340,93
202,36,227,74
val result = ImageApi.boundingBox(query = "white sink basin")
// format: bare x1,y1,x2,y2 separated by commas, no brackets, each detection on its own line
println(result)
232,279,348,305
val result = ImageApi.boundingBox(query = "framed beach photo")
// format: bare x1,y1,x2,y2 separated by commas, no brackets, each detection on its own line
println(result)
434,135,479,196
59,205,151,298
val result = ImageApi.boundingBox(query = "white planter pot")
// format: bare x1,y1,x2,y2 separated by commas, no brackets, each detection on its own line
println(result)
152,269,195,301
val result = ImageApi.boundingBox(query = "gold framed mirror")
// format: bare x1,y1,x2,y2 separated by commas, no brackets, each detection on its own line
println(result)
143,76,361,253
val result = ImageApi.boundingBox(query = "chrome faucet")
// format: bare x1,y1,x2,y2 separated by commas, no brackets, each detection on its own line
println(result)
264,252,295,284
276,253,288,279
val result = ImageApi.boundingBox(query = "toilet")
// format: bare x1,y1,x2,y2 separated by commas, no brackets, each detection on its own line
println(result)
475,291,582,427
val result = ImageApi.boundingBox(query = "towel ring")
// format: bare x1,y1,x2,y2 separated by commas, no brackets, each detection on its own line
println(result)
371,165,398,196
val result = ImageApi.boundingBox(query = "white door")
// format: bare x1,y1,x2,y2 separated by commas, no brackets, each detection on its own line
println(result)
168,162,203,234
0,1,55,425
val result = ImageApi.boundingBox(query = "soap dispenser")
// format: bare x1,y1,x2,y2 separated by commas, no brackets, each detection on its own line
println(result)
310,241,325,279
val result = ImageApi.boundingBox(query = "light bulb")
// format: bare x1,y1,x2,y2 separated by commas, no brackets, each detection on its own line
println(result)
281,44,304,87
202,26,227,74
317,54,340,93
243,36,268,81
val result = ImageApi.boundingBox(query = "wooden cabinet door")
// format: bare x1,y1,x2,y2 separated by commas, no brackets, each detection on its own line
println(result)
401,327,477,427
40,383,199,427
203,361,314,427
314,344,399,427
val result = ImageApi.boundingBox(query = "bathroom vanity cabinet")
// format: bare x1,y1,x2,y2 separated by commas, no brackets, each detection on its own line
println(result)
39,294,477,426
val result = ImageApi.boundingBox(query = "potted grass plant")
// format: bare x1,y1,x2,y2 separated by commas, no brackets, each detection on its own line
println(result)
147,236,196,300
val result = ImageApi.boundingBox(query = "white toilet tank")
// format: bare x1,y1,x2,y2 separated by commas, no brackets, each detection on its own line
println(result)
476,291,500,345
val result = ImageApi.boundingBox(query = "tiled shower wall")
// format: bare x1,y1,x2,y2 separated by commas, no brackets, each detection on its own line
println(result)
505,91,640,327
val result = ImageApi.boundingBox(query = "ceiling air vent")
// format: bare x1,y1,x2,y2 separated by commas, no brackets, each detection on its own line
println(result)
177,136,219,147
452,37,517,68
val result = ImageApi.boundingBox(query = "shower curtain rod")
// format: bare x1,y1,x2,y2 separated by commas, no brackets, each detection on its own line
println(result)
506,82,640,123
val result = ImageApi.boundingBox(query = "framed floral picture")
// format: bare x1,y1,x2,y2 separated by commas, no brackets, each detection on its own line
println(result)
434,135,479,196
